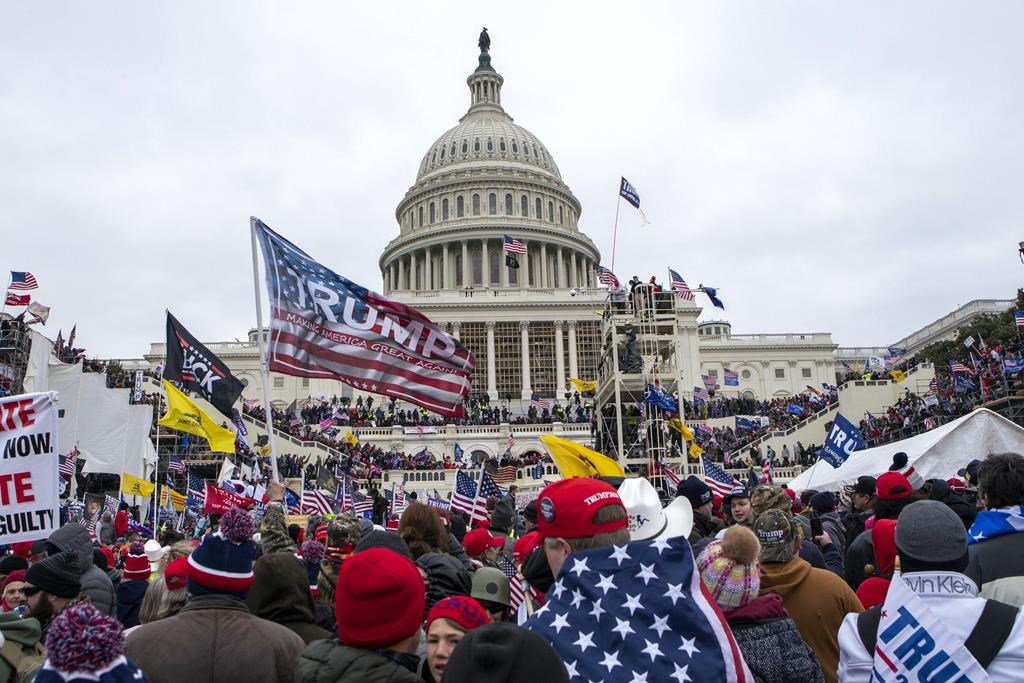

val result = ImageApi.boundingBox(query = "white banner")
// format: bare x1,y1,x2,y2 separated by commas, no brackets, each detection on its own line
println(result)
867,355,886,371
403,426,438,435
0,392,60,544
133,370,144,402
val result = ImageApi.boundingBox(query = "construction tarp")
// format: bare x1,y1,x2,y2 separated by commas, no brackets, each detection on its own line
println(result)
788,408,1024,492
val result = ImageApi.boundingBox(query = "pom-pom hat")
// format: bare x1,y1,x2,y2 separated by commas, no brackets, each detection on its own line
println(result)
335,548,425,649
186,507,256,597
35,603,149,683
697,526,762,610
889,452,924,490
536,478,627,540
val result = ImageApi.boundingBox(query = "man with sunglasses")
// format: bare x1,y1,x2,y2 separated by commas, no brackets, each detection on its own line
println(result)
23,551,82,640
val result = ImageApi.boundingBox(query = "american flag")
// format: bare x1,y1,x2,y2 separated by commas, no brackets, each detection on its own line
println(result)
350,489,374,515
302,477,334,515
168,451,185,475
59,446,79,479
451,470,503,523
530,392,551,410
525,537,751,682
693,385,710,401
597,265,620,287
499,555,526,613
658,463,681,488
490,465,518,486
668,268,694,301
702,456,741,499
929,376,939,392
701,374,720,391
284,487,302,515
949,360,973,375
759,459,774,485
9,271,38,290
723,369,739,386
253,219,475,417
187,471,207,508
391,484,408,515
1015,310,1024,329
503,235,527,254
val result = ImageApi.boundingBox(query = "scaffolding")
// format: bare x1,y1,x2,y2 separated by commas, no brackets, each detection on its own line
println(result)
594,288,698,487
0,314,33,396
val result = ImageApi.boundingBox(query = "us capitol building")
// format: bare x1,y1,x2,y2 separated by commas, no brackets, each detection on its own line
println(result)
141,33,842,463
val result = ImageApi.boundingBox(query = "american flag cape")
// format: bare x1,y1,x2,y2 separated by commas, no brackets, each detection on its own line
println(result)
526,537,751,682
253,219,475,417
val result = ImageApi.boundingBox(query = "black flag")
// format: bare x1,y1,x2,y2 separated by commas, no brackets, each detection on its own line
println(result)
505,253,519,269
164,312,244,419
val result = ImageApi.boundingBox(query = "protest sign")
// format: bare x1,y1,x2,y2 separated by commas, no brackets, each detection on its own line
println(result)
204,482,255,514
0,392,60,544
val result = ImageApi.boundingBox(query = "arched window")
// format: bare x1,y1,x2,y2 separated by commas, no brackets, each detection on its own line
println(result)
521,195,528,216
439,146,445,160
535,198,542,218
558,205,564,224
442,198,449,220
486,138,493,152
418,206,424,228
499,138,506,152
430,150,436,164
473,194,481,216
523,142,530,156
457,196,465,218
548,201,554,221
505,194,513,215
461,141,468,154
450,143,456,157
512,141,519,154
489,193,497,215
474,138,481,153
429,202,435,224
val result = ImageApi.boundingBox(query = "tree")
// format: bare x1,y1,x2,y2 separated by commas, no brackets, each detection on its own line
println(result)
918,289,1023,372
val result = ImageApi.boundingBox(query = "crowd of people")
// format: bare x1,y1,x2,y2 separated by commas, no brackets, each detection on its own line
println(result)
5,447,1024,682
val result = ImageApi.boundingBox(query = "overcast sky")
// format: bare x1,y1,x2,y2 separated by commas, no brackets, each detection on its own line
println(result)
2,2,1020,358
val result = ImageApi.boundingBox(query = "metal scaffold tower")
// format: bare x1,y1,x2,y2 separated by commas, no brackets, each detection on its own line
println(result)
593,287,698,485
0,314,33,396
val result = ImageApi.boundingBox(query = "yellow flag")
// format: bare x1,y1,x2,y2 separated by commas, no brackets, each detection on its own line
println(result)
158,379,237,454
569,378,598,393
689,443,703,461
343,431,359,446
539,434,626,479
666,417,695,442
122,472,154,497
160,486,186,512
891,369,906,383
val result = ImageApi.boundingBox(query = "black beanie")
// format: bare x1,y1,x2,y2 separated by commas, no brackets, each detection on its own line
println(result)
443,622,569,683
353,529,412,559
26,550,81,598
0,554,29,575
522,500,538,525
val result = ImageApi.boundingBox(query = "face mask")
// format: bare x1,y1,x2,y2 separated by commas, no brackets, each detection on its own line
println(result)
521,546,555,593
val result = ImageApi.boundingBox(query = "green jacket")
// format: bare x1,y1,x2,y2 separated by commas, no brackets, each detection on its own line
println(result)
0,613,43,683
260,505,297,556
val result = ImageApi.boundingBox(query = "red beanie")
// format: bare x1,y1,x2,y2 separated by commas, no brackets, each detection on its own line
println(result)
12,542,32,558
856,577,891,610
335,548,425,649
164,556,189,591
3,570,26,589
871,519,898,577
425,595,490,634
123,553,151,581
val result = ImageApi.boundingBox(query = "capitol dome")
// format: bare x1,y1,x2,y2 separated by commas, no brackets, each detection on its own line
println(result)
380,33,600,298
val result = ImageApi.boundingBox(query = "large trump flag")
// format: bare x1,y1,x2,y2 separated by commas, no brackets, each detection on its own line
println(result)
253,219,475,417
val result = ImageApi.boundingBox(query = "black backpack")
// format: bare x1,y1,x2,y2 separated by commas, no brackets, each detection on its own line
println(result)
857,599,1019,669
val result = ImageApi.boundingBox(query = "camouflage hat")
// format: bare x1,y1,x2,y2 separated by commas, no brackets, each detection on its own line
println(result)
326,514,361,548
753,510,796,563
750,486,790,516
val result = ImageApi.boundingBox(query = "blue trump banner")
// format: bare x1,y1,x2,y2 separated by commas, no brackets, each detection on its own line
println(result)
818,413,865,468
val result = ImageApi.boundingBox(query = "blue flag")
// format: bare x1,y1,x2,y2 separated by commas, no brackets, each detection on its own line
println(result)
644,384,677,412
786,403,805,417
526,537,750,681
453,443,465,465
1004,358,1024,374
619,177,641,209
954,375,977,392
817,413,865,468
701,286,725,310
735,416,753,432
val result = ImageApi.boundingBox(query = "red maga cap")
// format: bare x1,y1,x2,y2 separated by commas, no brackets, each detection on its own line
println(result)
536,478,627,540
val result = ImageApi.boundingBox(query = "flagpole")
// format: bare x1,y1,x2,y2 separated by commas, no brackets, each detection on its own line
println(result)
610,195,622,273
250,217,281,481
152,390,163,537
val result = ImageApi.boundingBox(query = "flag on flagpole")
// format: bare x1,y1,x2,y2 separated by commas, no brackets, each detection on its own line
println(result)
724,369,739,386
163,312,245,419
759,459,774,485
596,265,620,287
530,392,551,410
25,301,50,324
4,293,29,306
187,471,207,508
301,477,333,515
121,472,154,497
618,177,650,222
502,235,527,254
168,452,186,475
1015,310,1024,329
9,272,38,290
539,434,626,479
569,377,598,393
668,269,694,301
699,285,725,310
253,218,475,417
949,360,972,375
659,463,681,488
158,379,238,454
59,446,79,479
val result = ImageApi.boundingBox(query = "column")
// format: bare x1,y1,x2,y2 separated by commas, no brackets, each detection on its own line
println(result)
520,321,531,399
452,321,461,341
522,244,530,289
568,320,579,379
486,322,497,400
556,247,564,288
540,244,548,288
461,240,469,288
397,257,405,291
385,265,392,293
411,253,419,291
442,244,449,290
760,361,770,399
425,247,433,290
482,238,490,286
554,321,566,395
500,242,509,288
570,251,578,288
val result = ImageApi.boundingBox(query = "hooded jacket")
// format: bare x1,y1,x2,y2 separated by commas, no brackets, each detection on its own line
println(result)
724,593,825,683
246,552,332,645
46,523,116,616
294,640,422,683
0,612,43,683
416,552,471,618
116,579,149,629
966,524,1024,607
928,479,976,529
759,557,864,683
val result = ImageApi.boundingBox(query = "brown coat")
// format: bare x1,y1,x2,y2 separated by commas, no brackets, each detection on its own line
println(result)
759,557,863,683
125,594,305,683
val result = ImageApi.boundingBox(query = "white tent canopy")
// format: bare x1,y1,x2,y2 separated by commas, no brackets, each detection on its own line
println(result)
788,409,1024,492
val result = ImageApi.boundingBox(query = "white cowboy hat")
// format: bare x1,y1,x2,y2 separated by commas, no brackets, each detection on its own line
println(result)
618,477,693,542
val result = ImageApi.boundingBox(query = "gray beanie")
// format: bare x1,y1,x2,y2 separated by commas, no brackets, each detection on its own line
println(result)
353,529,412,560
895,500,967,564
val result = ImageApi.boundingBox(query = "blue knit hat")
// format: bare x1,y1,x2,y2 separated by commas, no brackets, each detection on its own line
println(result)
187,508,256,597
34,603,150,683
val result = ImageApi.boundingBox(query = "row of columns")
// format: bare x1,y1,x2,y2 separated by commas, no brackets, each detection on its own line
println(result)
384,239,598,293
452,320,580,401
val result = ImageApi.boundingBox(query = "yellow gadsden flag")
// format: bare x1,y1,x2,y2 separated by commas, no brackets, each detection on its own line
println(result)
891,369,906,383
569,377,598,393
539,434,626,479
158,379,237,454
122,472,154,497
343,431,359,447
666,417,695,442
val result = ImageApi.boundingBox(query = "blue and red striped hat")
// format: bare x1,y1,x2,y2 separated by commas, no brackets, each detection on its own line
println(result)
187,508,257,597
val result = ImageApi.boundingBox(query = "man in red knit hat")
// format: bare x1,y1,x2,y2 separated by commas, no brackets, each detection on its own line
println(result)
294,547,425,683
